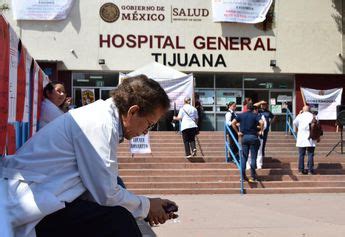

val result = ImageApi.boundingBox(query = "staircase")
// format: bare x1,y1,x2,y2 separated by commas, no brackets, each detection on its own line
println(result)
117,131,345,194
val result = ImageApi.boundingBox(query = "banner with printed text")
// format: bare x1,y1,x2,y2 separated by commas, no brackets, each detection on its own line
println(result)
120,73,194,109
8,27,19,123
12,0,75,20
130,134,151,154
22,46,32,123
0,15,10,155
16,41,26,122
301,87,343,120
30,62,40,136
212,0,273,23
159,74,194,109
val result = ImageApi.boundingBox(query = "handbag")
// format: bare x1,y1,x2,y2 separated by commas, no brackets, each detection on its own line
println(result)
183,108,199,135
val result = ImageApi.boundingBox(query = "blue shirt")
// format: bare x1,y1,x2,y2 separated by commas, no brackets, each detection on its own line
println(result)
236,111,261,135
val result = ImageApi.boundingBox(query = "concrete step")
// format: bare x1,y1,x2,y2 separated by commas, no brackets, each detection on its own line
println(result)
124,181,345,189
118,162,345,169
118,168,345,176
116,131,345,195
117,157,345,163
128,187,345,195
121,174,345,182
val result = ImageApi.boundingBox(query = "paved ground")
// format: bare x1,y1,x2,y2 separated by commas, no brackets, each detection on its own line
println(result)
138,194,345,237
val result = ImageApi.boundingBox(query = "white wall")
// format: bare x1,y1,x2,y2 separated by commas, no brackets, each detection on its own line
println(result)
2,0,343,73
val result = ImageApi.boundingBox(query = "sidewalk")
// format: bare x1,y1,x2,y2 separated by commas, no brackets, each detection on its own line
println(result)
139,194,345,237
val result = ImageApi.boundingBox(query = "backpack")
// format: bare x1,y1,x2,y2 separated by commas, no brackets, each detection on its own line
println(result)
309,117,323,141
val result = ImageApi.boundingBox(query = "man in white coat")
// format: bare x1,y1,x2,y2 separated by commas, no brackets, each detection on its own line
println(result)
1,75,177,237
293,105,316,175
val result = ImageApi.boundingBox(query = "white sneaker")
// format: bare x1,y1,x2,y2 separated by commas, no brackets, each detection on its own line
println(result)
186,155,192,159
192,149,197,156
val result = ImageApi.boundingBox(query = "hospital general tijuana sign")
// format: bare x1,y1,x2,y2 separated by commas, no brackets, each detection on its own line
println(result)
99,3,276,68
99,34,276,68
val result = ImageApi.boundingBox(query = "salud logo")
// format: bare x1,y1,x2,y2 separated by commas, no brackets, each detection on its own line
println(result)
100,2,120,23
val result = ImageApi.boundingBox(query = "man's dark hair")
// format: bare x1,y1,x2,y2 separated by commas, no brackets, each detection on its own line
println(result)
43,81,64,98
111,74,170,116
247,102,254,111
227,101,236,107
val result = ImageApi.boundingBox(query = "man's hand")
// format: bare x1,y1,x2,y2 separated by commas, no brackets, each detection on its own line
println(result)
146,198,178,226
237,132,243,137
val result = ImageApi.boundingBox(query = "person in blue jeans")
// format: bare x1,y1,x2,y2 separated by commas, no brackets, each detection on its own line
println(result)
255,101,275,158
293,105,317,175
232,103,264,182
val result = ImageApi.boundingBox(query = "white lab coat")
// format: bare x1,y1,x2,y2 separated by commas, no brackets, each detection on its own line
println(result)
0,99,150,237
39,98,64,129
225,109,236,127
178,104,198,131
293,111,316,147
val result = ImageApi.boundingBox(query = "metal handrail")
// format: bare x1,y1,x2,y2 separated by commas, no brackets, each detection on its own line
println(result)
224,122,244,194
285,108,297,140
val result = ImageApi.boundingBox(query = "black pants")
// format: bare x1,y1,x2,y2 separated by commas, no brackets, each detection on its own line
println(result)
262,129,269,157
226,129,239,161
36,198,142,237
182,127,197,156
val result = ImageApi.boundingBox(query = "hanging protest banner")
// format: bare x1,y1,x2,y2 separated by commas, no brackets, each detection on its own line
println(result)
23,47,32,123
301,87,343,120
130,134,152,154
37,69,44,122
16,41,26,122
8,27,19,123
0,15,9,155
81,88,95,105
158,74,194,109
7,124,16,155
12,0,75,20
30,62,40,136
120,73,193,109
212,0,273,23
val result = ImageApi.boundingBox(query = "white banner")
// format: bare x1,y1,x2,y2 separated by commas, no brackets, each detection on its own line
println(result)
130,134,151,154
212,0,273,23
120,73,194,109
8,27,19,123
22,47,32,123
159,74,194,109
12,0,74,20
301,87,343,120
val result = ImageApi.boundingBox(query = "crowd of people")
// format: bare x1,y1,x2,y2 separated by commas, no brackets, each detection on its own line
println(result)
1,75,322,236
225,98,319,182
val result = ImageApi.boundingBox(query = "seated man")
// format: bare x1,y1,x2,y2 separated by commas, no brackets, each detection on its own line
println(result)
1,75,177,237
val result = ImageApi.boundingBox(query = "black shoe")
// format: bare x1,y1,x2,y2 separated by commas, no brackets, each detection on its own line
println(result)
252,177,260,182
308,170,316,175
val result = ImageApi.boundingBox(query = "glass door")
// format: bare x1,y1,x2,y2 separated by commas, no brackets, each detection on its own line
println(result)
269,91,293,131
244,90,269,106
100,89,113,100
